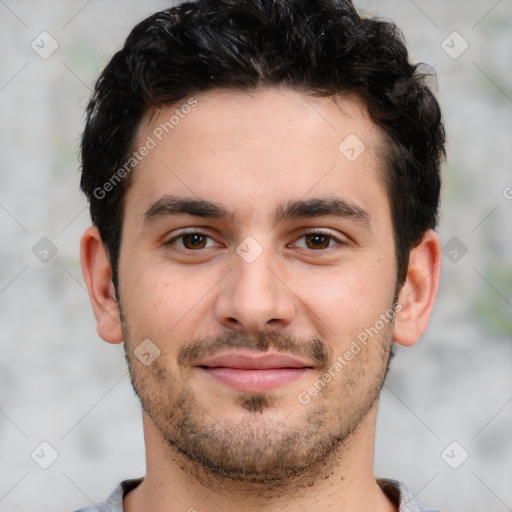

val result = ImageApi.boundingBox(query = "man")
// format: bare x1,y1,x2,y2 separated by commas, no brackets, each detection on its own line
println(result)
77,0,445,510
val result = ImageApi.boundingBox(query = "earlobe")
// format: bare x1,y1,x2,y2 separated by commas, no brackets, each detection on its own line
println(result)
393,230,441,347
80,226,124,344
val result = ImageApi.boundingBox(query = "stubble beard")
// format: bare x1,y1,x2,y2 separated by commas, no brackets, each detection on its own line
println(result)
121,310,396,492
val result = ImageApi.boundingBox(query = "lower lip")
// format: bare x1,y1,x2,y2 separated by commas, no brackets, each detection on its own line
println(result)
199,367,310,393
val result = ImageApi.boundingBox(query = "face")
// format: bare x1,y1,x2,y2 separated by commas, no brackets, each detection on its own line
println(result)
117,87,399,485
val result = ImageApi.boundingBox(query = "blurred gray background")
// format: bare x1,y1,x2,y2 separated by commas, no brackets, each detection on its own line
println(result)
0,1,511,511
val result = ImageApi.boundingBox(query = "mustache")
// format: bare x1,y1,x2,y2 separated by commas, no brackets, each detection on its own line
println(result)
178,330,330,369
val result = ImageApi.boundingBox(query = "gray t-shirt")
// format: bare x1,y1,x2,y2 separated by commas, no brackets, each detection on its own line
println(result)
73,477,442,511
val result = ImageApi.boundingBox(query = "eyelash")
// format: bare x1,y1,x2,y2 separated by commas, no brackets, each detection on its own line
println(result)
165,230,347,252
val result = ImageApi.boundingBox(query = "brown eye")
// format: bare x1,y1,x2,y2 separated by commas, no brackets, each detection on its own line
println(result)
304,233,332,249
167,232,216,250
181,233,208,249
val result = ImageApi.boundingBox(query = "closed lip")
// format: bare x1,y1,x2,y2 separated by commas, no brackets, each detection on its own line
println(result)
195,349,314,370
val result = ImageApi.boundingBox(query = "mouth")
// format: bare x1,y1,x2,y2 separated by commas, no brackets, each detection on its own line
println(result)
195,349,314,393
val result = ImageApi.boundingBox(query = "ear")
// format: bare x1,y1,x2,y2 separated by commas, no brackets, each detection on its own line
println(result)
80,226,124,344
393,230,441,347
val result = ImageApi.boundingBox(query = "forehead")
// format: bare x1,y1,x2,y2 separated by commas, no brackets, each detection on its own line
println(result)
124,86,388,225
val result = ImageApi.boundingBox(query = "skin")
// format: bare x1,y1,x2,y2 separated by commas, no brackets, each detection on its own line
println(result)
81,86,441,512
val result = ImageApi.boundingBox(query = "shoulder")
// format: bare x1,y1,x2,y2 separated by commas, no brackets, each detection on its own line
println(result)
72,478,143,512
377,478,444,512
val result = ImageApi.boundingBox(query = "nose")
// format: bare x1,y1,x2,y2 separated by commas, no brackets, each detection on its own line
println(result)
213,247,296,332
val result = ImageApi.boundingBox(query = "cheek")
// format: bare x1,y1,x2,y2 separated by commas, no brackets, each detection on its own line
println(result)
296,262,395,345
121,261,220,341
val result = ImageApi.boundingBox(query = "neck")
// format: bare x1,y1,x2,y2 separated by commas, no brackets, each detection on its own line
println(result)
124,402,396,512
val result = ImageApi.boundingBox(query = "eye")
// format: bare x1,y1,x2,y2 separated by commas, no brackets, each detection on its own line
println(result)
292,232,344,250
167,232,218,250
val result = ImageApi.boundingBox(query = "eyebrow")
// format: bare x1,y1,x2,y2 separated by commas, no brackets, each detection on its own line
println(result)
143,194,371,228
273,197,371,226
143,196,234,225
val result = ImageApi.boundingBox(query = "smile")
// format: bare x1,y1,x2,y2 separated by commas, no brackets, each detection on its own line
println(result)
196,350,314,393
